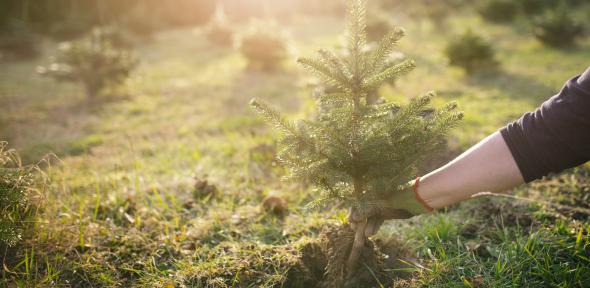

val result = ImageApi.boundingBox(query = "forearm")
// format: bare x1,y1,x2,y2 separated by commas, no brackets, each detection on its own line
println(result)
418,131,524,209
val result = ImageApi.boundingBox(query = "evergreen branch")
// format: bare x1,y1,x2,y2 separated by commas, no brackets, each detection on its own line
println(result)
297,57,348,88
249,98,297,135
288,159,330,181
363,59,415,88
271,121,340,170
368,28,405,73
430,111,464,135
362,103,400,120
317,49,353,82
360,92,434,151
315,90,350,108
304,195,346,211
302,120,349,152
346,0,367,58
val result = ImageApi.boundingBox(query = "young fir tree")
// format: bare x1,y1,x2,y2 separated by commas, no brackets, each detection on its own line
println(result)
250,0,462,278
38,27,138,100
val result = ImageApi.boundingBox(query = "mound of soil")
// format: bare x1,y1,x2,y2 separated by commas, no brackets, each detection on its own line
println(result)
285,224,414,288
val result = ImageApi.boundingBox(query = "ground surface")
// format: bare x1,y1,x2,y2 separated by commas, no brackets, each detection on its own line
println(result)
1,5,590,288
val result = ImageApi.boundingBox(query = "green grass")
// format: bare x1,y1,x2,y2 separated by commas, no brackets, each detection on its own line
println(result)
1,4,590,287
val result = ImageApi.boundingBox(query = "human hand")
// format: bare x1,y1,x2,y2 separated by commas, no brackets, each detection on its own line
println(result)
348,178,432,236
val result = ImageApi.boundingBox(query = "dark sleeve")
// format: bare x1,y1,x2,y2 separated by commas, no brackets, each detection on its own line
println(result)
500,66,590,183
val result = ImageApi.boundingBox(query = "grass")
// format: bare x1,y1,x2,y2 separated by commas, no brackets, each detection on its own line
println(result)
1,3,590,287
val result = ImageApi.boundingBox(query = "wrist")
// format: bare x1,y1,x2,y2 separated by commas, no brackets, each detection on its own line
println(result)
388,177,432,216
411,177,433,213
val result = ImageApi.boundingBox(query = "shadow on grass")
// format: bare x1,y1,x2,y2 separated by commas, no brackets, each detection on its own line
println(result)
466,68,557,105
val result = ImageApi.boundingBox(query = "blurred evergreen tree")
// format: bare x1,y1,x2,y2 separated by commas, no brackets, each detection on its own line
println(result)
445,30,497,73
534,6,584,48
204,5,235,47
239,21,289,71
251,0,462,279
38,27,138,100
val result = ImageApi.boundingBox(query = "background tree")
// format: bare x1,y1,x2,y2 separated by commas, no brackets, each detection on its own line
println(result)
445,30,497,73
238,21,289,71
251,0,462,282
204,5,234,47
534,6,584,48
38,27,138,100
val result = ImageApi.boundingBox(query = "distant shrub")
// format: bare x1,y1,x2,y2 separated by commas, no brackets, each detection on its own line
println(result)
38,27,138,99
0,20,39,60
204,6,234,47
0,142,37,247
478,0,519,23
534,8,584,48
238,22,289,71
445,30,497,73
366,12,392,42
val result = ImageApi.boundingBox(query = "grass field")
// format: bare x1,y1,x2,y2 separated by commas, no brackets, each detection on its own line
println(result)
1,4,590,287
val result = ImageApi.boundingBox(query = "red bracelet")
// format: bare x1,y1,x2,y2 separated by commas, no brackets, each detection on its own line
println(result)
413,177,433,212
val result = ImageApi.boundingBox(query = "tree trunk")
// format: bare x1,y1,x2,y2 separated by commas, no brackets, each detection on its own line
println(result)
346,177,367,279
345,218,367,277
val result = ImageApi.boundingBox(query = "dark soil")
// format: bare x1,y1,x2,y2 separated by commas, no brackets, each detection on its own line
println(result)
285,224,413,288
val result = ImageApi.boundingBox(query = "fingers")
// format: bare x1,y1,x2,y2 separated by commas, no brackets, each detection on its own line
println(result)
348,206,365,223
349,206,414,237
349,205,379,223
364,217,384,237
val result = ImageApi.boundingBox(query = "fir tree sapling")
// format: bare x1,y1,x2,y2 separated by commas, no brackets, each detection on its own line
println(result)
250,0,462,279
204,4,234,47
534,6,584,48
238,21,289,71
38,27,138,100
445,30,497,73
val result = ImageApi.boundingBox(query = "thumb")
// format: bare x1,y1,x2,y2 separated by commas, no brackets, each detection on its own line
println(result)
348,207,366,223
364,217,384,237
